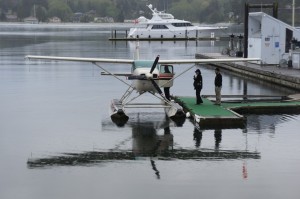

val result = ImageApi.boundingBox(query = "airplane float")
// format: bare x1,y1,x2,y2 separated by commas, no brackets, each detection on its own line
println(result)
26,54,260,126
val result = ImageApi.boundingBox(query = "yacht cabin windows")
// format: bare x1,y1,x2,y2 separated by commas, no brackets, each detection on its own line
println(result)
151,25,168,29
172,23,193,27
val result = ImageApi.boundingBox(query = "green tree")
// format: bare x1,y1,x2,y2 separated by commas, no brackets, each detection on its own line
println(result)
35,5,47,22
17,0,31,18
0,0,297,24
169,0,196,21
48,0,72,21
87,0,118,17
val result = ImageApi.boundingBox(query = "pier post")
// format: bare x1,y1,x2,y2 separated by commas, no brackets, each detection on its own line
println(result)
244,3,249,58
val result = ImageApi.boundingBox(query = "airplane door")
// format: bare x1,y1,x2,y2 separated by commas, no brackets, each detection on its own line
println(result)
159,65,174,87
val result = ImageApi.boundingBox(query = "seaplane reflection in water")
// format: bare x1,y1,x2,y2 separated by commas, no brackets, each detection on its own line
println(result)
27,113,260,179
26,50,260,126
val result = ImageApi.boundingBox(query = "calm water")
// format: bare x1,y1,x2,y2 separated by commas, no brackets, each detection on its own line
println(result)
1,23,300,199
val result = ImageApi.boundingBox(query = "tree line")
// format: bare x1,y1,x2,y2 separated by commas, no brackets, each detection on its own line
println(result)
0,0,297,25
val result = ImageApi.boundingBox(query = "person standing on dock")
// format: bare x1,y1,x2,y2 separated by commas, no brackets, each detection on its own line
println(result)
214,68,222,105
193,69,203,104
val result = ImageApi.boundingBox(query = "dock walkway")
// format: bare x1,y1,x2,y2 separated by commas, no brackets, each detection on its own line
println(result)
195,53,300,90
175,96,300,129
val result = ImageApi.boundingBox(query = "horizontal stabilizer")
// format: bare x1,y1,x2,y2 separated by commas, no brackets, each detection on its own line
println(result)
101,72,131,76
127,75,147,80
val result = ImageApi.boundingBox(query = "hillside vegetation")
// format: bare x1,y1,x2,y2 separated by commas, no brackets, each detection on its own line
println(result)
0,0,297,25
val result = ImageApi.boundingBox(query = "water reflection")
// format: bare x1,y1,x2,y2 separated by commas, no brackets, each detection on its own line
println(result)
245,114,300,134
225,67,296,96
131,114,174,154
193,126,223,150
214,129,222,150
193,127,202,148
28,114,260,170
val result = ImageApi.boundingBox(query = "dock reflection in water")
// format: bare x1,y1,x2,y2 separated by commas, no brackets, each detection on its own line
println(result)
27,113,260,170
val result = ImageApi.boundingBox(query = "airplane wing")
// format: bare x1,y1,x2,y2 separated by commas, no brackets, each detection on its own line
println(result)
26,55,260,64
158,57,260,64
26,55,134,64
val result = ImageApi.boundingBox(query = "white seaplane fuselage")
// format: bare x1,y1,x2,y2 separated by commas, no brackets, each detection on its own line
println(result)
130,61,174,93
132,68,159,92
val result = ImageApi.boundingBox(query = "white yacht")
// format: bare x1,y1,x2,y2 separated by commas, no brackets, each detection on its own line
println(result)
127,4,227,39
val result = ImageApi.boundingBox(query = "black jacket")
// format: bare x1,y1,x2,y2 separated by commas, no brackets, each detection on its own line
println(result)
193,74,203,90
215,73,222,87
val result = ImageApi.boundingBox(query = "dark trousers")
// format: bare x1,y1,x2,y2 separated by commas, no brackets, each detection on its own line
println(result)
195,88,203,104
164,87,170,100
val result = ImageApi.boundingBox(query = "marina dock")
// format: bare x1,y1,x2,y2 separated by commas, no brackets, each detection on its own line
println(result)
196,53,300,90
178,51,300,129
175,95,300,129
108,29,223,41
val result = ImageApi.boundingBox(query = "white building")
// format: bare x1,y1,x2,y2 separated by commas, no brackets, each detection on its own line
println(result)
248,12,300,65
48,17,61,23
24,16,38,24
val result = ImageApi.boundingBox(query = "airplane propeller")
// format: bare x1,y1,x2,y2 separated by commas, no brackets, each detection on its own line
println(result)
150,55,160,74
150,79,163,95
127,55,165,99
128,55,159,81
148,56,165,98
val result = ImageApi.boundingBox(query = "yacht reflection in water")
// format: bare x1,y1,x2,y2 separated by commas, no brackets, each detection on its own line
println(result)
27,113,260,175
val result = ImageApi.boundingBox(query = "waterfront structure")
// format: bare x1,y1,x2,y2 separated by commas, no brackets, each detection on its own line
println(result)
24,16,38,24
247,12,300,65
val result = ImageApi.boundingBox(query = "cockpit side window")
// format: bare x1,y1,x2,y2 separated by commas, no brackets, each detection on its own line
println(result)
160,65,173,74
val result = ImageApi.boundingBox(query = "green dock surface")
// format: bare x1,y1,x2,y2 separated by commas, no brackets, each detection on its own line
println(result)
176,97,237,117
175,96,300,129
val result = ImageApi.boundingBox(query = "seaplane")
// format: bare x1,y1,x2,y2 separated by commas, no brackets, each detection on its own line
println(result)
26,52,260,126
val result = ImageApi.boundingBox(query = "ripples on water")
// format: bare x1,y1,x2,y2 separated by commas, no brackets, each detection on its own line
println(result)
245,114,300,134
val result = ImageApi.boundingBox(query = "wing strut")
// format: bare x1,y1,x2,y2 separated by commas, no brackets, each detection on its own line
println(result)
160,64,198,88
93,62,133,88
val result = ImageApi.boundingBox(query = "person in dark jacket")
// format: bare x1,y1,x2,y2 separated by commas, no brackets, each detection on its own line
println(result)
214,68,222,105
193,69,203,104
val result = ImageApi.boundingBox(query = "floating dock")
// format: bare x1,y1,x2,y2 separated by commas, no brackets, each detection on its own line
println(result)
108,30,224,41
195,53,300,90
109,37,220,41
175,95,300,129
189,53,300,128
